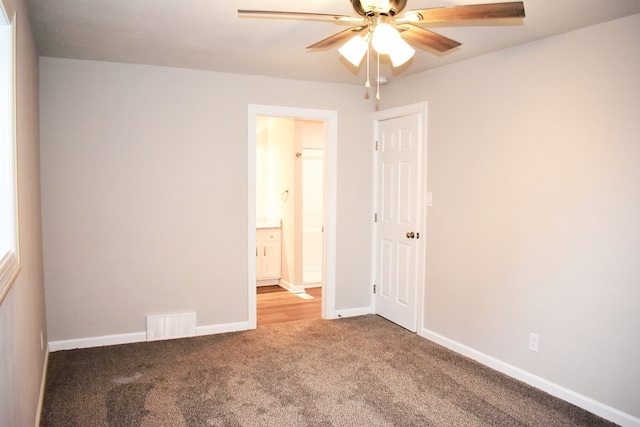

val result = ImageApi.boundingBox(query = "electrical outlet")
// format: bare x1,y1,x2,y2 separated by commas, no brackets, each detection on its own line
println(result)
528,332,539,352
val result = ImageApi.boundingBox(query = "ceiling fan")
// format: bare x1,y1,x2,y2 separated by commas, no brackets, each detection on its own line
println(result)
239,1,525,98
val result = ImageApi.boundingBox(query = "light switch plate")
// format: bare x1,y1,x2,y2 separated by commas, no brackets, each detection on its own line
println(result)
426,192,433,207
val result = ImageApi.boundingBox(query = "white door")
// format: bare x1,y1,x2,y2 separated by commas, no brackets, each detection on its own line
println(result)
302,148,324,284
374,111,423,332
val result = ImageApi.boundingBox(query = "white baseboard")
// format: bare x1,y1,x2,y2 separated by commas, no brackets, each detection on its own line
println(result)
420,327,640,427
279,279,306,294
49,331,147,351
197,321,251,336
49,320,254,352
335,306,372,319
34,344,49,427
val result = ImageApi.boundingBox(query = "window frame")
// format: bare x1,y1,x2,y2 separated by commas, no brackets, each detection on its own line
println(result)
0,8,20,305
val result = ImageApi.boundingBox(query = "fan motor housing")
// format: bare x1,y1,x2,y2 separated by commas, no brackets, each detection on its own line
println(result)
351,0,408,16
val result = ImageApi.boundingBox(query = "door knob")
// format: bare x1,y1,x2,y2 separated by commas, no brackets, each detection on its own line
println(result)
406,232,415,239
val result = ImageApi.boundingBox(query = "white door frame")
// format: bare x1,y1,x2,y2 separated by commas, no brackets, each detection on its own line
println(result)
248,104,338,329
371,102,428,333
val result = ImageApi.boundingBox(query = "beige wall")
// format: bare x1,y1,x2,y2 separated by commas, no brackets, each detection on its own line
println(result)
36,11,639,423
40,59,374,341
0,0,47,425
379,15,640,419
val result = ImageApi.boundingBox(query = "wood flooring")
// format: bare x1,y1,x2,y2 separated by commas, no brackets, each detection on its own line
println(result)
256,285,321,326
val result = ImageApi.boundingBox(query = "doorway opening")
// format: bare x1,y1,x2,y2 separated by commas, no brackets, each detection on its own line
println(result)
247,105,337,329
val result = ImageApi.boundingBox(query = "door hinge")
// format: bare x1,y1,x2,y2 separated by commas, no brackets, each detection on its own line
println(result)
373,284,376,294
374,213,378,222
375,141,378,151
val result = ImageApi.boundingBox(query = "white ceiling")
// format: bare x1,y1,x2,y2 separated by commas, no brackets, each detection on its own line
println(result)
27,0,640,85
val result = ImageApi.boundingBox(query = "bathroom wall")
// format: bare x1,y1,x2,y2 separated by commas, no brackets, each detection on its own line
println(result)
256,118,326,289
256,116,294,227
257,116,295,284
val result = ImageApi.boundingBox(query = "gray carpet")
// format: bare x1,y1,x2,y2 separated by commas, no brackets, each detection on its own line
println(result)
41,315,615,426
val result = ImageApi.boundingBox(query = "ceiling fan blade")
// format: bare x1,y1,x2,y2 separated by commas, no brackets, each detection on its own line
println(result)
397,24,461,53
398,2,525,23
238,9,366,24
306,26,368,50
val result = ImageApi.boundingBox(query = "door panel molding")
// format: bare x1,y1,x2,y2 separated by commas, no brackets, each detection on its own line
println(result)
372,102,428,333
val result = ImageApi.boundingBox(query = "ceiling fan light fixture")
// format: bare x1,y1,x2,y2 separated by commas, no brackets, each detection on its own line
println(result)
338,34,369,66
388,37,415,67
239,1,526,99
371,22,399,54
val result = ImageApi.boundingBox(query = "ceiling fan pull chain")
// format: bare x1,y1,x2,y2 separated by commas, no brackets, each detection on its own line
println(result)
376,50,381,100
365,42,371,88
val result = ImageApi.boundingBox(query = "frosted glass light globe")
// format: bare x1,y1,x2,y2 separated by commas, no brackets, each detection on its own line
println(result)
339,35,368,67
371,23,397,54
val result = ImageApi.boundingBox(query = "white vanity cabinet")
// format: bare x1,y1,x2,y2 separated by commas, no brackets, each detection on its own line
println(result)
256,228,282,285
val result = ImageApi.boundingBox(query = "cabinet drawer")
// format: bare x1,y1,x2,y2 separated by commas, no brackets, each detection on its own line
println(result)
258,229,281,241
